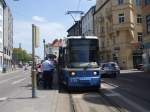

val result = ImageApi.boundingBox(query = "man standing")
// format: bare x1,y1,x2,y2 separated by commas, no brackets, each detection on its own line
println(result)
41,57,54,89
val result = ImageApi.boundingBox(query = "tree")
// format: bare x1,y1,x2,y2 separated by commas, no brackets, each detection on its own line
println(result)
12,48,32,64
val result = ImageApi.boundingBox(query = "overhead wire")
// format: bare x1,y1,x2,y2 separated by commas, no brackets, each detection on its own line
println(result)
76,0,82,21
77,0,82,11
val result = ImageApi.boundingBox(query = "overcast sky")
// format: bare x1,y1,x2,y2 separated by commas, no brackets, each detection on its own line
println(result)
6,0,96,58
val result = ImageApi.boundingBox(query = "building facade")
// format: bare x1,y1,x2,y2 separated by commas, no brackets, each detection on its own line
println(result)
0,0,6,72
4,6,13,71
142,0,150,71
94,0,143,69
67,20,82,36
45,39,63,59
82,6,95,36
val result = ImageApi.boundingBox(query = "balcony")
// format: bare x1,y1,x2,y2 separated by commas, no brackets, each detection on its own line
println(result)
113,22,134,31
112,3,134,11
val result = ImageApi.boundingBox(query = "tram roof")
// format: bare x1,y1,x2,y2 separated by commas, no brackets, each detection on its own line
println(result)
66,36,98,39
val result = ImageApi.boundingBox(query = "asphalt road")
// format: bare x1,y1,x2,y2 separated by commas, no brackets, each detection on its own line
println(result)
0,69,150,112
102,70,150,112
0,69,31,104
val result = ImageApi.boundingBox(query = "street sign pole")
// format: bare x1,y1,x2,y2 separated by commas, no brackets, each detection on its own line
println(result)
31,24,40,98
32,24,36,98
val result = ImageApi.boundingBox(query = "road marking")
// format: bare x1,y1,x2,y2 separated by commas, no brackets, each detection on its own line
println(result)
102,80,119,88
0,76,22,84
0,97,8,102
12,78,26,85
105,85,149,112
105,92,121,97
112,90,149,112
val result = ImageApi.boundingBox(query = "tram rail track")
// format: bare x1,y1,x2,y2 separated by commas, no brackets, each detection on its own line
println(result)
69,93,77,112
68,89,127,112
98,90,128,112
102,80,150,105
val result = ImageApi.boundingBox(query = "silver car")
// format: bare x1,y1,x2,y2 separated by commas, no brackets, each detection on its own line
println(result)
101,62,120,78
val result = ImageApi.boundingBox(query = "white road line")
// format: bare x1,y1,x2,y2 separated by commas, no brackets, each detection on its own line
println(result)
112,90,149,112
102,80,119,88
0,97,8,101
0,76,22,84
105,92,121,97
105,85,149,112
12,78,26,85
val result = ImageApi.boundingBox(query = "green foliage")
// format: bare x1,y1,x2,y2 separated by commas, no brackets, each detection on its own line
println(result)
13,48,32,63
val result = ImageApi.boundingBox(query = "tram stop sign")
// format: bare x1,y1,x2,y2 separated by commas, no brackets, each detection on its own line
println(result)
33,25,40,48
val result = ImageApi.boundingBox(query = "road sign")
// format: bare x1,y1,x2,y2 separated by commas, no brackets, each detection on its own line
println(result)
33,25,40,48
35,26,40,48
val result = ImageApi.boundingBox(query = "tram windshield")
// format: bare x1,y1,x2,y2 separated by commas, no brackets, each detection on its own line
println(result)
68,39,99,68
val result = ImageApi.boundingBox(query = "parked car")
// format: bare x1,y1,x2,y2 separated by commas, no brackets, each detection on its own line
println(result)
135,64,144,71
101,62,120,78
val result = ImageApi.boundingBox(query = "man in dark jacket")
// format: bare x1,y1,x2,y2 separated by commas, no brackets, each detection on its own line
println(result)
41,58,54,89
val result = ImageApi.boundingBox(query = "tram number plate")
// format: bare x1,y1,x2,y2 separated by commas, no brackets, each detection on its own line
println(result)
78,78,91,83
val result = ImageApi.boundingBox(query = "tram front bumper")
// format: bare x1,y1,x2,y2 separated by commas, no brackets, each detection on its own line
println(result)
68,77,100,88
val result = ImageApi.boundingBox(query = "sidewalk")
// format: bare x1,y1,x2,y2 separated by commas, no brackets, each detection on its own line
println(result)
0,71,71,112
4,89,70,112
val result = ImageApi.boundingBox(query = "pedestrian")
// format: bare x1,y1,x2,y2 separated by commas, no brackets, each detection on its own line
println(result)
24,64,28,71
41,57,54,89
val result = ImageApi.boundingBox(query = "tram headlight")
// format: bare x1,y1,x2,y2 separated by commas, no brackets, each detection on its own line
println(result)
71,72,76,76
93,72,98,75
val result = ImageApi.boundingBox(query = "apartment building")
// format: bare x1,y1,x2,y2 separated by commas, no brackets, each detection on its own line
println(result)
4,6,13,71
45,39,63,58
94,0,143,69
0,0,13,72
0,0,6,72
82,6,95,36
142,0,150,71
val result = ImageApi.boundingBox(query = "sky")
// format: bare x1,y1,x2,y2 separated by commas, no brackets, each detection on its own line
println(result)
6,0,96,58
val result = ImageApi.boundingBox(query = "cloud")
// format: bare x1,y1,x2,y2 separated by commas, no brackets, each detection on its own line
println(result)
32,16,47,22
13,18,67,58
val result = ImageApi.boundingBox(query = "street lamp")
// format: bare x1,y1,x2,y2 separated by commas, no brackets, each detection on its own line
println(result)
43,39,46,59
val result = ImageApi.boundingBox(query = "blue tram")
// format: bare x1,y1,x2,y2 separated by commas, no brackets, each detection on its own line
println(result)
58,36,101,90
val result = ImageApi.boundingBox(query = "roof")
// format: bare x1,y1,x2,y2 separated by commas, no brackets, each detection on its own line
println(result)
49,39,63,47
81,5,96,20
66,36,98,39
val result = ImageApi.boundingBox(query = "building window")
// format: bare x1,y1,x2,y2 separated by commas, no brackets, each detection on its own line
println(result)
138,32,143,42
136,0,141,6
146,15,150,33
137,14,142,23
145,0,150,5
118,0,124,5
118,14,125,23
